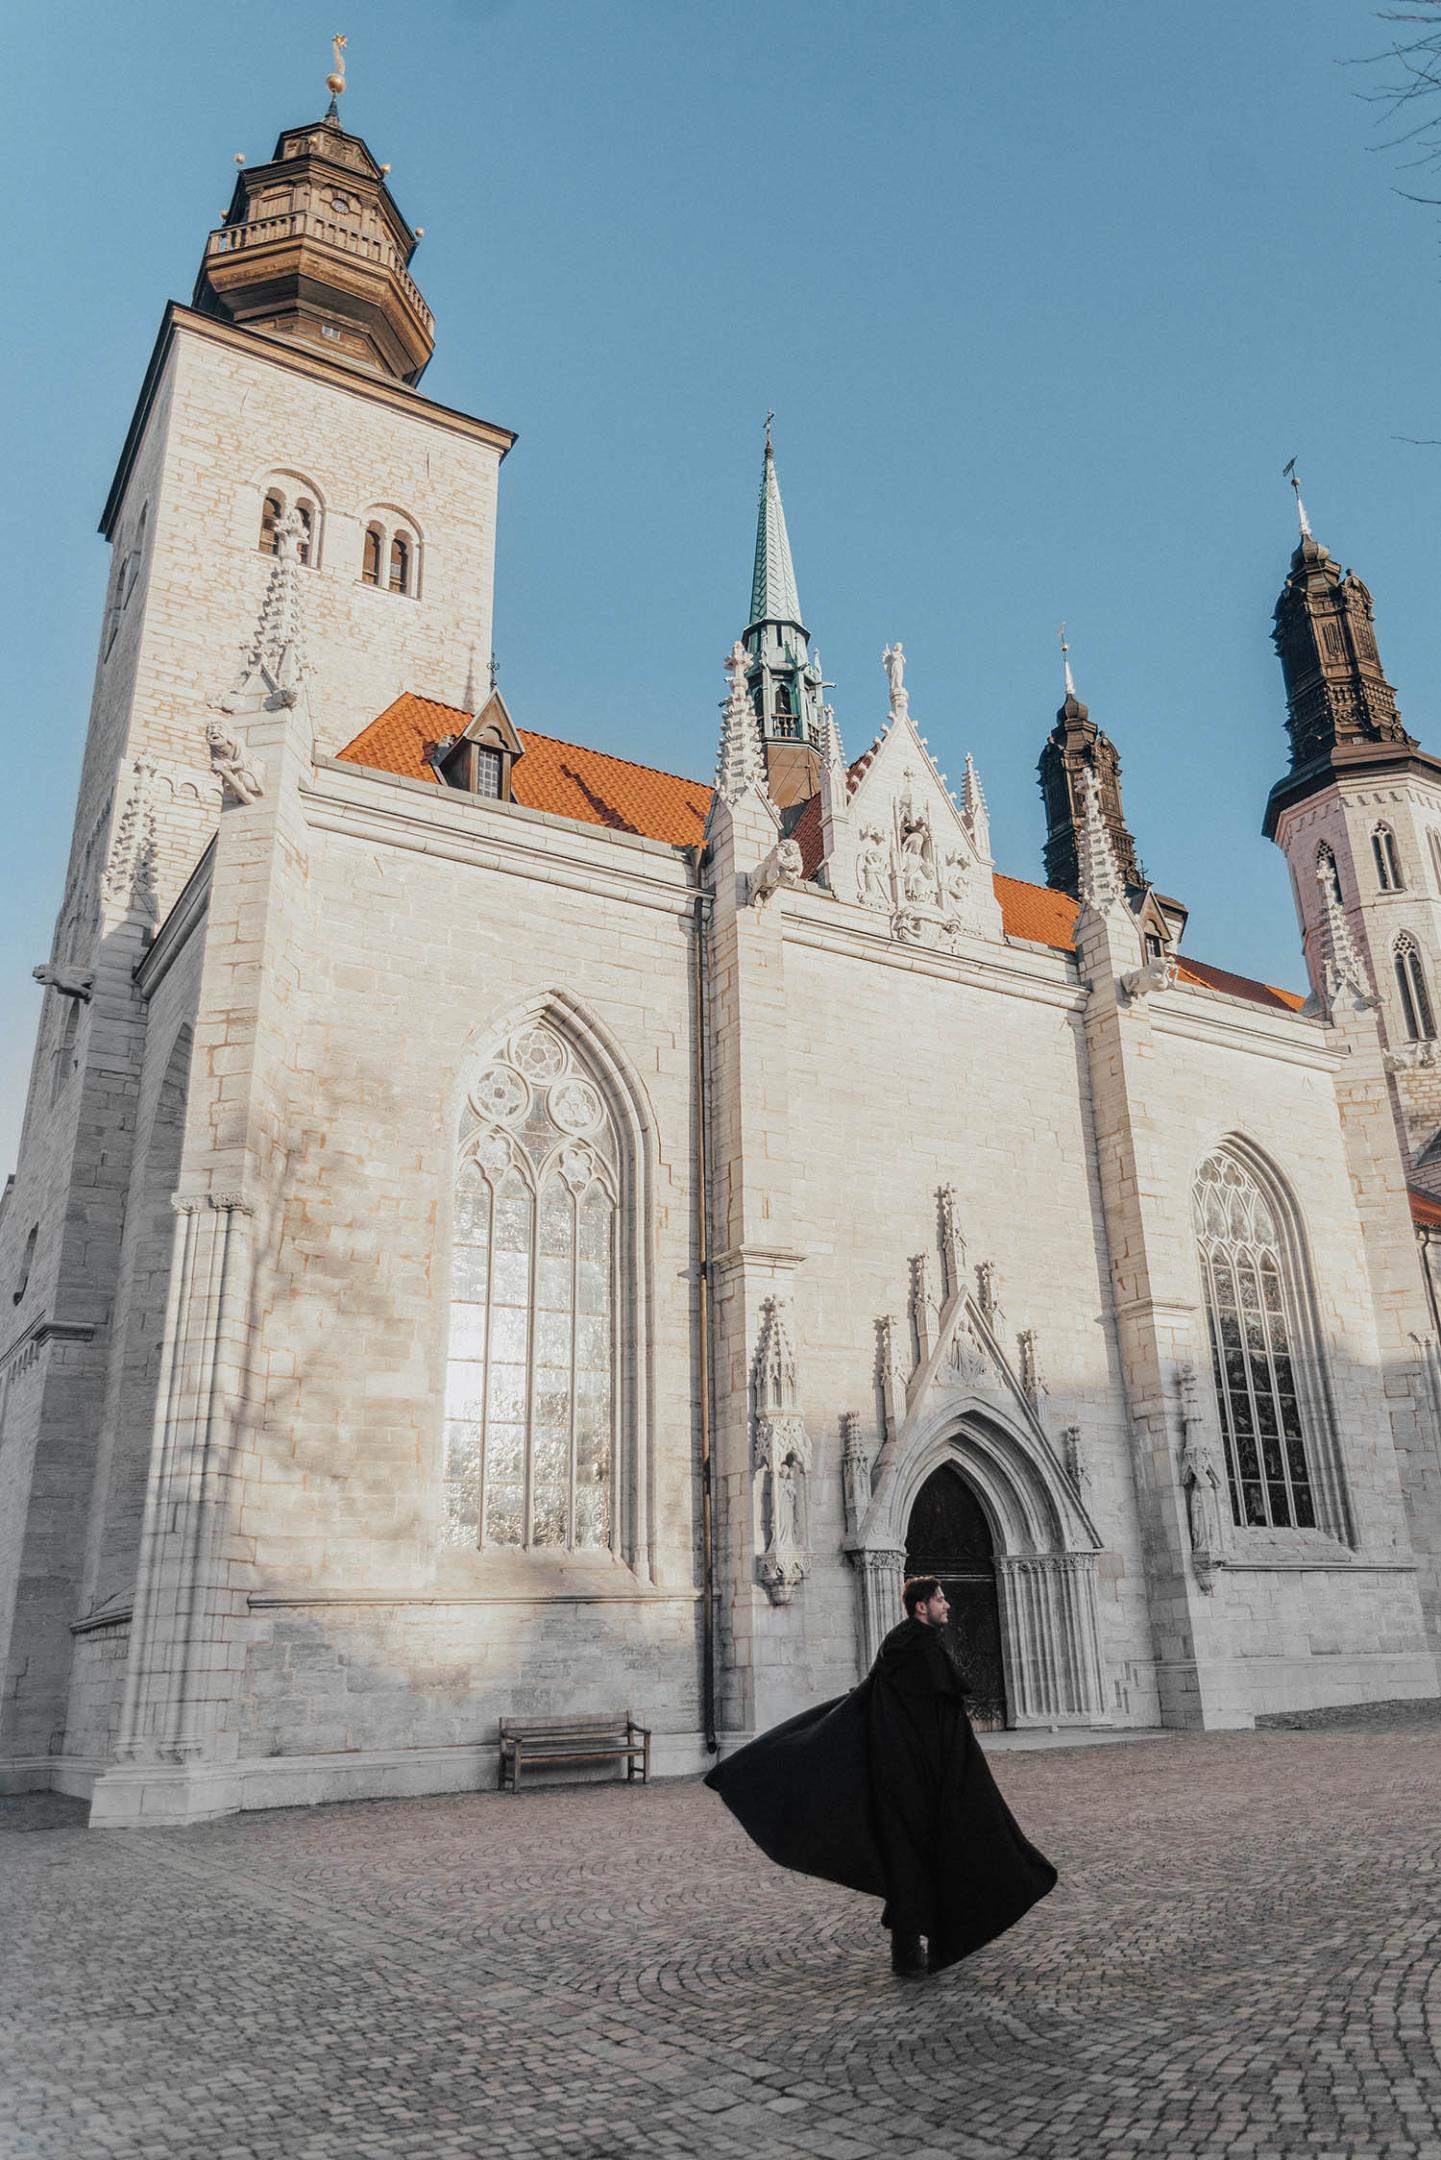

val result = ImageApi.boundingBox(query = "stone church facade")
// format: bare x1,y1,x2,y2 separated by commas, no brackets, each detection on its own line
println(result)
2,90,1438,1825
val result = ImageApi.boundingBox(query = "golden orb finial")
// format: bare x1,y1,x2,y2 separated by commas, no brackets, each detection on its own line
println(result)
326,32,347,99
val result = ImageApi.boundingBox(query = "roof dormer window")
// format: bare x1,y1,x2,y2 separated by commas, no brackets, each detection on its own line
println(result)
432,692,524,803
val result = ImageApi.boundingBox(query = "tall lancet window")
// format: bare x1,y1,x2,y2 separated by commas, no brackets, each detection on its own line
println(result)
1394,934,1436,1042
444,1022,617,1552
1372,823,1403,892
1192,1152,1317,1533
1316,842,1342,907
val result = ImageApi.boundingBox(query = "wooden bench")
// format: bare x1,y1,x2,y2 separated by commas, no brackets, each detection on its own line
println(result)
498,1712,651,1793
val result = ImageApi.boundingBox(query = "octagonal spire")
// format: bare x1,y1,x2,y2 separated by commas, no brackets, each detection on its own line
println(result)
748,420,805,636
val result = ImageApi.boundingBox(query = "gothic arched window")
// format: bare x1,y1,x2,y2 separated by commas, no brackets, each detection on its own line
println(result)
1316,842,1342,906
259,491,283,555
362,525,383,587
1372,823,1403,892
1192,1152,1317,1533
1394,933,1436,1042
1428,831,1441,897
388,534,411,595
444,1021,618,1553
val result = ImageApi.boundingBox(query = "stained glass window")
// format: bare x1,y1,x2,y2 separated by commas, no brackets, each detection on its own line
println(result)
444,1024,616,1552
1193,1154,1316,1532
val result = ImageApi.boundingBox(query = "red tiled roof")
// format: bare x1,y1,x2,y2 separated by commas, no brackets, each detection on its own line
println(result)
1410,1188,1441,1230
1172,957,1306,1014
336,695,1304,1014
337,693,712,848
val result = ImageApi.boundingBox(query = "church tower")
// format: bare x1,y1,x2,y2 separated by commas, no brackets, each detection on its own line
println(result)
1264,489,1441,1188
0,54,513,1793
1037,648,1141,897
741,424,827,816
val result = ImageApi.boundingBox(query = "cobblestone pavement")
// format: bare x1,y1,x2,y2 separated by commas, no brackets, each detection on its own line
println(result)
4,1712,1440,2160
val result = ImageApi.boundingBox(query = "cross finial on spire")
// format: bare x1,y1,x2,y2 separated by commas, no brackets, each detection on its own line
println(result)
1059,621,1076,699
764,410,775,457
1282,457,1312,541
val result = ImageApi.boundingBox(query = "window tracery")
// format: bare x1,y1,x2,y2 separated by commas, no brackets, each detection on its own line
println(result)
1192,1153,1317,1533
444,1022,617,1553
1316,841,1341,906
1393,933,1436,1042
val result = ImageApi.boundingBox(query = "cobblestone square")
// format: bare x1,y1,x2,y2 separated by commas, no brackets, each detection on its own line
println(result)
4,1709,1439,2160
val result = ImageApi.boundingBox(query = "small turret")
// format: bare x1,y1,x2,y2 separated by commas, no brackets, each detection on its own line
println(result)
1037,635,1140,897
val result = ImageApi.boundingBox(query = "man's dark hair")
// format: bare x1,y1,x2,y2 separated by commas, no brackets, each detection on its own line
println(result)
902,1575,940,1618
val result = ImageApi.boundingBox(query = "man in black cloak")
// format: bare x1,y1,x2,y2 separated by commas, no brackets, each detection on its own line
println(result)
704,1576,1057,1976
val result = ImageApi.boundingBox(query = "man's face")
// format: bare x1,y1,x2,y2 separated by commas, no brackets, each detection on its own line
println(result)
918,1587,950,1628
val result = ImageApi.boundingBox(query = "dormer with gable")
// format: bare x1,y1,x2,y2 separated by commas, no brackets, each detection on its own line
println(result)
430,689,525,801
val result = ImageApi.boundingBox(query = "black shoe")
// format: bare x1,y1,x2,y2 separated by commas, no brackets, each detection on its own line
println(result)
890,1932,927,1977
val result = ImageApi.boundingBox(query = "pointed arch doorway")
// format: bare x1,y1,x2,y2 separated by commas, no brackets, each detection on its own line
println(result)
905,1463,1008,1730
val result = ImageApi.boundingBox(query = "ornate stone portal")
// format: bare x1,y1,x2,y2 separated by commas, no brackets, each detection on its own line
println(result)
843,1185,1108,1724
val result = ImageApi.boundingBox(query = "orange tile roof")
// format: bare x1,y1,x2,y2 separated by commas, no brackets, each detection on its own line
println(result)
336,694,1304,1014
337,693,712,848
1173,957,1306,1014
1410,1188,1441,1230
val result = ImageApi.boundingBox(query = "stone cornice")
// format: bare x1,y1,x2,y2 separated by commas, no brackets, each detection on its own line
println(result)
779,898,1086,1012
101,304,516,537
302,762,700,921
1263,742,1441,839
1149,994,1338,1069
0,1313,97,1376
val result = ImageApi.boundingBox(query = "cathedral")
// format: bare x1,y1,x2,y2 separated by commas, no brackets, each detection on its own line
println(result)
2,79,1439,1827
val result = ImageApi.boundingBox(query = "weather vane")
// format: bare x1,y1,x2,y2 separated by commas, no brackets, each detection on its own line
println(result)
1059,621,1075,698
326,33,348,109
1282,457,1312,541
765,410,775,451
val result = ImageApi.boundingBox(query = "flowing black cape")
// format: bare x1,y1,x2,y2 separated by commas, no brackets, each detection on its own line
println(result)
704,1618,1057,1969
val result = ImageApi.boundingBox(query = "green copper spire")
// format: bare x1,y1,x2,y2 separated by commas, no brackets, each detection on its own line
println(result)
748,417,805,635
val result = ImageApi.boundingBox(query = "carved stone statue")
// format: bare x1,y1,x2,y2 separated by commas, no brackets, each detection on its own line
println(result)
899,820,936,904
206,719,265,806
882,642,907,708
32,962,94,1002
941,850,969,905
857,826,891,909
750,836,804,907
1177,1362,1226,1589
1181,1432,1226,1579
840,1412,871,1538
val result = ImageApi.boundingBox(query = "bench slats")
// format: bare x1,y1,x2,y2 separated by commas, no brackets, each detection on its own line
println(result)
498,1712,651,1793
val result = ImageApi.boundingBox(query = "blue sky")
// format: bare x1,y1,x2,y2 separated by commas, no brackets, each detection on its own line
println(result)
2,1,1437,1169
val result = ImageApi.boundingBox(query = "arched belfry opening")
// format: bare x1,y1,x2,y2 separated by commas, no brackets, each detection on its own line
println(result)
904,1464,1007,1730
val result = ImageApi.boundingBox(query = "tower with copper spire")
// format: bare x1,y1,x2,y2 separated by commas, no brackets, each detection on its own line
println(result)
740,422,827,816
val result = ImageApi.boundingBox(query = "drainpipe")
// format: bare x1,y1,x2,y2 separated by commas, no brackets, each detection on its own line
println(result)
690,849,718,1753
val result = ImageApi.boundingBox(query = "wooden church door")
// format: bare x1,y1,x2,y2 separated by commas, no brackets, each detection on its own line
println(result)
904,1463,1008,1731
